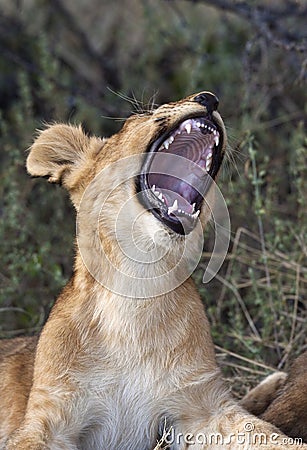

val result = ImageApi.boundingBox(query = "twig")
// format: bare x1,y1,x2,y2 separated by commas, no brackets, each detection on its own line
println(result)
203,269,261,340
278,264,301,369
215,344,275,372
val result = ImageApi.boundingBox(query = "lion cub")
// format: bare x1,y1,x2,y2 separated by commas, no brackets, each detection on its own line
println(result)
0,93,305,449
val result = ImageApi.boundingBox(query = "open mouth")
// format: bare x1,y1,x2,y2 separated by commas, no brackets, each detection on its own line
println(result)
138,115,224,235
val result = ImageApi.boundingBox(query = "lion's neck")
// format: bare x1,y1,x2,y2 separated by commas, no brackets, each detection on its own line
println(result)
75,227,200,297
70,250,216,367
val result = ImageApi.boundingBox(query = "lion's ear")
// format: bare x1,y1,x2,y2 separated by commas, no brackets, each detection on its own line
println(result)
27,124,96,186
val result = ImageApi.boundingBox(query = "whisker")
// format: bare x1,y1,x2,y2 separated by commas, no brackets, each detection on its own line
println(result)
107,87,160,115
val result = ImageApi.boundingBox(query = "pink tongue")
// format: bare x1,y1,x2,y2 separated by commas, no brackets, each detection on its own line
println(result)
160,189,194,214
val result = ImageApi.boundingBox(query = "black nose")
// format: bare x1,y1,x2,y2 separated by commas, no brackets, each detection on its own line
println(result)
194,92,219,114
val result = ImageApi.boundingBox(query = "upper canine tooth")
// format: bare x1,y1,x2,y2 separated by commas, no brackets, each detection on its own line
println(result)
214,135,219,146
158,193,163,200
151,185,156,192
192,203,196,212
193,210,200,218
185,123,192,134
164,136,174,151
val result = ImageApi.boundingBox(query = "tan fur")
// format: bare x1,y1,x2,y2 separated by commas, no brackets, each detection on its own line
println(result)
0,93,305,449
241,372,288,417
242,352,307,443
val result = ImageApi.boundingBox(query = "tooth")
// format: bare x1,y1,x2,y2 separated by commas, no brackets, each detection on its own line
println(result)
214,135,219,146
213,130,217,135
206,152,213,171
164,141,169,150
185,123,192,134
167,199,178,215
196,122,201,128
151,185,156,192
192,203,196,212
158,193,163,200
193,210,200,218
169,136,174,144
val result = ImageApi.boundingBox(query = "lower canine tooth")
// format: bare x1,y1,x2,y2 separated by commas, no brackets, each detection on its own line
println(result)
167,199,178,215
193,210,200,218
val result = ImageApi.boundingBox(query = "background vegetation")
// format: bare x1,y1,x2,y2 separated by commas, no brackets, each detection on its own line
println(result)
0,0,306,396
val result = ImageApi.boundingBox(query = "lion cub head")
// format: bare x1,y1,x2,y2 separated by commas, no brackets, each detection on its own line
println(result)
27,92,227,296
